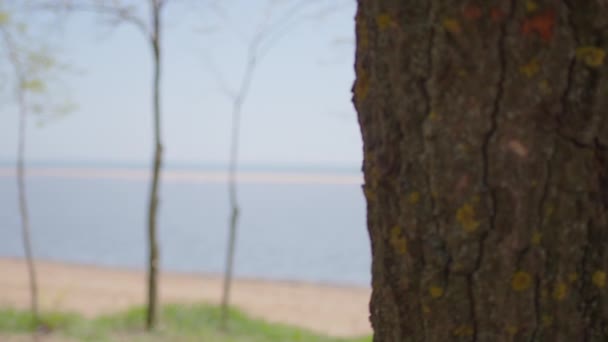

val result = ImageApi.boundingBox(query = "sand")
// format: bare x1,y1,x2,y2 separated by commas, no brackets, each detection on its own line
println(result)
0,167,363,185
0,258,371,338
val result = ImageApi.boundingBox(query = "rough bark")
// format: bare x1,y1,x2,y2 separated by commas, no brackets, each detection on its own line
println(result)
353,0,608,341
145,0,163,331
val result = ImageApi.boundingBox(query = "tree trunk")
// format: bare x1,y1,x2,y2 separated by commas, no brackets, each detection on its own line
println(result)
353,1,608,341
17,85,40,330
2,23,41,331
145,0,163,331
220,45,257,331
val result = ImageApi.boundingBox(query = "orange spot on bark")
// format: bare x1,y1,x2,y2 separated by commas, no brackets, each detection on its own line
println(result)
521,9,556,43
491,8,505,22
429,286,444,298
463,4,483,20
442,18,462,34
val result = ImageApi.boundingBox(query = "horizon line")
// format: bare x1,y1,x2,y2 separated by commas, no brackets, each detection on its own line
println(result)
0,166,364,185
0,159,362,172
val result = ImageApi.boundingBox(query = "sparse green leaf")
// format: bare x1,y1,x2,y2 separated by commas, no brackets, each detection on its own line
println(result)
28,51,55,69
16,22,27,33
22,79,45,93
0,11,10,25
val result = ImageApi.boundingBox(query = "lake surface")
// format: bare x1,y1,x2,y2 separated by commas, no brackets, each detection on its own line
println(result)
0,167,370,286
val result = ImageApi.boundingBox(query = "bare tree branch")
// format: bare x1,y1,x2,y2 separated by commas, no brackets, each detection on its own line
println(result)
34,1,151,39
199,52,237,100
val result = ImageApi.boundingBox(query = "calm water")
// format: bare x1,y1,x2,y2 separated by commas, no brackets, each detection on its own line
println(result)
0,169,370,286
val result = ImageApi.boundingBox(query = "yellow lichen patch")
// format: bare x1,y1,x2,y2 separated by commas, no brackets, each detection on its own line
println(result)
575,46,606,67
542,315,553,327
525,1,539,13
442,18,462,35
422,305,431,314
355,11,369,50
455,143,468,153
520,58,540,78
363,187,376,202
452,262,464,272
429,111,439,121
429,286,444,298
408,191,421,205
553,282,567,301
531,231,542,245
0,11,9,24
389,226,407,255
505,325,519,336
539,80,551,94
592,271,606,289
568,273,578,283
452,325,474,337
512,271,532,291
544,204,554,219
375,13,394,31
456,203,480,233
354,68,369,102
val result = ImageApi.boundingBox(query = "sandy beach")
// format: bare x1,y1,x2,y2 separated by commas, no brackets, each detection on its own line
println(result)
0,258,371,338
0,167,363,185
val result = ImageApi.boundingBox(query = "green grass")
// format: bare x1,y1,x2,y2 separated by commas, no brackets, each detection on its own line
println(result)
0,304,372,342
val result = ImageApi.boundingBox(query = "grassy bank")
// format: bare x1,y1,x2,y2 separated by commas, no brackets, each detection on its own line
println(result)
0,304,372,342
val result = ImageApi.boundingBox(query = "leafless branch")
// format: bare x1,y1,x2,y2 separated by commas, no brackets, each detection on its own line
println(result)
199,52,236,100
34,1,151,39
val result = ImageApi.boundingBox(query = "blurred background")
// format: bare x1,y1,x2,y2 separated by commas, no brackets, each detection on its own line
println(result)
0,0,369,288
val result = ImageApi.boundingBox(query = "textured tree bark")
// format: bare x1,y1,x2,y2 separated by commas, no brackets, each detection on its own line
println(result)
353,0,608,341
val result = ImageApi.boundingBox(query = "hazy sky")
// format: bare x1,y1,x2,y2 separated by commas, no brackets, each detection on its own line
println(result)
0,0,360,168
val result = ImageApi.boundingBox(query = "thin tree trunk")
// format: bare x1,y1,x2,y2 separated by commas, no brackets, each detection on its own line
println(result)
145,0,163,331
220,54,257,331
354,0,608,341
17,85,40,331
219,82,244,332
216,4,316,326
220,49,260,330
1,24,41,332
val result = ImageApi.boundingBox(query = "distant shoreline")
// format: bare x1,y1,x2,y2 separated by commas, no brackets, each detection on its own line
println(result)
0,166,363,185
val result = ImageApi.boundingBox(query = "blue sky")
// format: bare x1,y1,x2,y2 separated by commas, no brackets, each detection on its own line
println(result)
0,0,360,169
